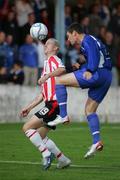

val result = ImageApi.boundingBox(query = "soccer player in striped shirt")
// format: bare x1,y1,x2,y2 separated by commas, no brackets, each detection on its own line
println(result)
20,38,71,170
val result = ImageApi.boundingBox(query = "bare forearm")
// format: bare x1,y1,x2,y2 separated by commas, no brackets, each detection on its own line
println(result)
38,67,66,85
48,67,66,78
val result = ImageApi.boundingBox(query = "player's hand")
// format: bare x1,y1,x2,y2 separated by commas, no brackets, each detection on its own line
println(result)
38,74,49,85
20,107,31,117
72,63,80,70
83,71,92,80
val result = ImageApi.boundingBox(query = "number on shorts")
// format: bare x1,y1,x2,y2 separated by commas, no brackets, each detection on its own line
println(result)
38,107,49,115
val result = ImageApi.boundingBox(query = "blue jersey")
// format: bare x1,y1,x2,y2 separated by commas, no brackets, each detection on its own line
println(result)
80,35,112,72
73,34,112,103
19,44,38,68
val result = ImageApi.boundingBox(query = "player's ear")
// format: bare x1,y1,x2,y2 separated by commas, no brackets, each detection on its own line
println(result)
54,46,59,52
72,31,77,36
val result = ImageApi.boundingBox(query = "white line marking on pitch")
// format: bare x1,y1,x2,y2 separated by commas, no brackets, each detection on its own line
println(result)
0,160,119,170
0,160,101,168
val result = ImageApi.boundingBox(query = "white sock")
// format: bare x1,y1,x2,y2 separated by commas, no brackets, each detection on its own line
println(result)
25,129,50,157
43,137,67,161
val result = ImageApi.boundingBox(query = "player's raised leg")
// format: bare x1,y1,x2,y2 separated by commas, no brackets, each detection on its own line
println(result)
84,98,103,159
48,73,79,126
56,72,80,87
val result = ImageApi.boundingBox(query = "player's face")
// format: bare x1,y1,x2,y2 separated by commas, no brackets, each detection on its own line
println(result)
44,40,56,55
67,32,76,45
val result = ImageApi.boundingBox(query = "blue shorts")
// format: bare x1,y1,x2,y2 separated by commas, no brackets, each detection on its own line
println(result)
73,68,112,103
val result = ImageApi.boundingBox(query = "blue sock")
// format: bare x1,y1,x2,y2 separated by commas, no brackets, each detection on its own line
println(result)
87,113,100,144
55,85,67,118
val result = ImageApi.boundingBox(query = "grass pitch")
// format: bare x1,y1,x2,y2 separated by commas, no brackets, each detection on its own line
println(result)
0,123,120,180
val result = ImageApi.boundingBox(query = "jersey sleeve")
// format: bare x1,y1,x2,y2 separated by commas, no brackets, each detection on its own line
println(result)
84,37,100,72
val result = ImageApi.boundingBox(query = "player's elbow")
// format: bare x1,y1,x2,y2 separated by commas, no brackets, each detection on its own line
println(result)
59,68,66,76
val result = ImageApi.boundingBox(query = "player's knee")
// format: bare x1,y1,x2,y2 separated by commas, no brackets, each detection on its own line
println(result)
85,101,98,116
22,123,29,133
85,106,93,116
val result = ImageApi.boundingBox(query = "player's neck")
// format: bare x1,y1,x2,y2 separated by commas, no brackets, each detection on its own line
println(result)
46,52,56,59
77,34,85,44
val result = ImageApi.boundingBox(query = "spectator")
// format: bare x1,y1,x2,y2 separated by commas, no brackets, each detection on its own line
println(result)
108,2,120,46
5,34,18,72
32,0,48,21
0,0,10,21
40,8,53,37
65,41,80,72
89,3,103,37
104,31,119,86
65,5,73,30
99,0,110,26
73,0,87,21
65,40,73,72
80,15,90,34
98,25,107,43
15,0,33,27
111,2,119,15
2,10,19,44
7,60,24,85
21,12,36,44
19,34,38,86
72,12,79,23
0,32,7,68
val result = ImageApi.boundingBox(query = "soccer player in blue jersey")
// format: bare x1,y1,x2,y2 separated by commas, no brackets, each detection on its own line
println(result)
44,23,112,158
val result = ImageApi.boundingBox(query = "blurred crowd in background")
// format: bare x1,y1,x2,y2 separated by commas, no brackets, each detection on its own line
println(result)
0,0,120,86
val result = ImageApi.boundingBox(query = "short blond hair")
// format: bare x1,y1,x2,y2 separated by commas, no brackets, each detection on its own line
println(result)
48,38,60,49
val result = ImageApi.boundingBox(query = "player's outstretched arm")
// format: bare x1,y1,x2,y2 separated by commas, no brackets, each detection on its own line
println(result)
38,67,66,85
20,93,43,117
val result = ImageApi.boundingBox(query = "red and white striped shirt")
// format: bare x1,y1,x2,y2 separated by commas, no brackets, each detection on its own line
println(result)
41,55,64,102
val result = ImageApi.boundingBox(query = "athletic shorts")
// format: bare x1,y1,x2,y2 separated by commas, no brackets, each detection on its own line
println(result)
35,100,59,130
73,68,112,103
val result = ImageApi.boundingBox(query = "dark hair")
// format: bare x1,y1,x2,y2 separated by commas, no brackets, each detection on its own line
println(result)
67,23,84,34
14,60,23,68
